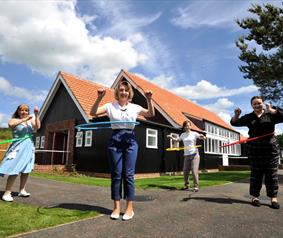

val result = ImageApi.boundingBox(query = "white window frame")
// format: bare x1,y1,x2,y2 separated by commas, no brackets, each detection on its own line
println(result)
35,136,40,148
76,131,83,147
40,136,45,149
146,128,158,149
84,130,93,147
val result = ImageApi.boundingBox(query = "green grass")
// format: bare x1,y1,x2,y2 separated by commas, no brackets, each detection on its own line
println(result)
0,201,98,238
0,128,12,140
31,171,250,190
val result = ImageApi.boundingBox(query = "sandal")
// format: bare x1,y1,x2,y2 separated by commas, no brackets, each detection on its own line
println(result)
251,198,261,207
270,201,280,209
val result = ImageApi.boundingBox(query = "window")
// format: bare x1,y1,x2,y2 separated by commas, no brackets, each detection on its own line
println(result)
35,136,40,148
146,128,158,149
76,131,83,147
40,136,45,149
169,133,179,148
85,130,92,147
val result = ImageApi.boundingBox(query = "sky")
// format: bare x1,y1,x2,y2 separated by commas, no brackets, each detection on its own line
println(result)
0,0,282,137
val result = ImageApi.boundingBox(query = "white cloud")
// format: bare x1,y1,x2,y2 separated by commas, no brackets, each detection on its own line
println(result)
172,80,258,100
201,98,234,124
275,125,283,136
0,76,47,102
0,113,10,128
171,0,282,30
0,1,149,85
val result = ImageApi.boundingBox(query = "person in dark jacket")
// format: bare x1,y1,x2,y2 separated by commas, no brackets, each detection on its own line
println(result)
231,96,283,209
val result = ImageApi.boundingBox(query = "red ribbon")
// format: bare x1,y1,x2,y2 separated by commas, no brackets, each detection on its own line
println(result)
219,132,274,148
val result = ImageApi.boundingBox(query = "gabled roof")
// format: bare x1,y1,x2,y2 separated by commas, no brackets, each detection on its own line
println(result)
112,69,234,132
39,71,115,122
40,70,235,134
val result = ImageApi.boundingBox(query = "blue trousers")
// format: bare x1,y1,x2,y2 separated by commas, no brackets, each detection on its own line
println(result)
107,129,138,201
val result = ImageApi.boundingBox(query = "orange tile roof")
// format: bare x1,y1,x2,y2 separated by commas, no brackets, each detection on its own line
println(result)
123,70,234,132
60,70,235,133
59,71,115,119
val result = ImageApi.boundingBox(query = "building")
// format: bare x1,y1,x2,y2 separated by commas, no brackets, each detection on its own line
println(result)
35,70,242,175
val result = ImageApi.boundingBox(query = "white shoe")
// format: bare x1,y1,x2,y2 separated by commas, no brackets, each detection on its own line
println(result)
110,212,120,220
122,211,134,221
2,193,14,202
18,189,31,197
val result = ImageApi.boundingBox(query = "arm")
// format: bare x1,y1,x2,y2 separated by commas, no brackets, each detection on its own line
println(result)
166,134,181,142
90,88,107,117
8,115,33,129
230,107,241,125
198,134,206,140
31,106,41,130
266,103,283,124
139,90,155,118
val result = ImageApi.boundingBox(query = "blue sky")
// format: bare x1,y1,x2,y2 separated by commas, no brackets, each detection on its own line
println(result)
0,0,282,136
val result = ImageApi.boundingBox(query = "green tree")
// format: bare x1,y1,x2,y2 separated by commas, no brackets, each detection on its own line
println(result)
236,3,283,104
277,134,283,148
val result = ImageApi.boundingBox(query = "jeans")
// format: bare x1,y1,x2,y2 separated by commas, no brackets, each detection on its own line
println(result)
108,129,138,201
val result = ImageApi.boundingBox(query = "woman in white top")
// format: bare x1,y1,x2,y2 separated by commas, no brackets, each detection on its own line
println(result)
167,120,206,191
90,81,154,220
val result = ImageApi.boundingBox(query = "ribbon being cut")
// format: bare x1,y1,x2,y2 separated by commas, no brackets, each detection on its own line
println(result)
219,132,274,148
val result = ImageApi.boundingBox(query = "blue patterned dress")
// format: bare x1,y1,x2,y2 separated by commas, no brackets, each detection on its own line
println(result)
0,122,35,176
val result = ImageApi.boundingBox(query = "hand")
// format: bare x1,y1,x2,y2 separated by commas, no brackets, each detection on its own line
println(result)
145,90,152,100
234,107,241,117
97,88,106,99
166,135,171,139
23,115,33,122
266,103,277,114
34,106,39,115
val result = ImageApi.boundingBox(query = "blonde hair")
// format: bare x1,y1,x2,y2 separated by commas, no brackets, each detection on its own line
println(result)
114,81,134,101
12,104,30,118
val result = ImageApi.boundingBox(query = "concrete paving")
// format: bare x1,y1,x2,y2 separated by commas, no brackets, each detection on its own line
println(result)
1,171,283,238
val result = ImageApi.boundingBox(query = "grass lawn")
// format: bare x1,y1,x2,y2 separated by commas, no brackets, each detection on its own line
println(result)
0,201,98,238
31,170,250,190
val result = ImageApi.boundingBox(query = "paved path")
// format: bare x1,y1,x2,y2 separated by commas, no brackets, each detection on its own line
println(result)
1,171,283,238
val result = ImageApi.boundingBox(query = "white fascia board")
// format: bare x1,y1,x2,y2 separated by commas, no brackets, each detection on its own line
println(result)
39,74,89,123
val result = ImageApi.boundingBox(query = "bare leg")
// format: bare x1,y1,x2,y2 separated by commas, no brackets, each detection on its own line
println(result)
124,200,133,215
4,175,18,196
19,173,29,191
271,197,278,203
112,200,120,216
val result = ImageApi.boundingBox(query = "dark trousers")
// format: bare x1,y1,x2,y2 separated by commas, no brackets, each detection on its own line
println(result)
248,137,280,198
108,130,138,201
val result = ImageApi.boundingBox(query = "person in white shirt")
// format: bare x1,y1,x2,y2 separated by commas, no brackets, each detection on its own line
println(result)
90,81,154,220
167,120,206,192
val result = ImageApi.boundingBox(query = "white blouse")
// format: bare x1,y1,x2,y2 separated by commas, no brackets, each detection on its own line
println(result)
105,102,142,129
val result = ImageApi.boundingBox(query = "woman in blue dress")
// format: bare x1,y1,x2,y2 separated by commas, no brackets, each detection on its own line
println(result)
0,104,40,202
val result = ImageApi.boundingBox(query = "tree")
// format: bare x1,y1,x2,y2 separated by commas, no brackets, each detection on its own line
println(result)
277,134,283,148
236,3,283,104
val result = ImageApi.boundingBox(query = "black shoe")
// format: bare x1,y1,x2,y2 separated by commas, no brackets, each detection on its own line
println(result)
270,201,280,209
251,199,261,207
180,186,189,190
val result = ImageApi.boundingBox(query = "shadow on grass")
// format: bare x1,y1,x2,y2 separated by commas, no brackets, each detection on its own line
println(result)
38,203,112,215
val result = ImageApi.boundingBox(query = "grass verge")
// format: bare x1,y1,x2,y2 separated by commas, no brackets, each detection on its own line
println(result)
0,201,98,238
31,171,250,190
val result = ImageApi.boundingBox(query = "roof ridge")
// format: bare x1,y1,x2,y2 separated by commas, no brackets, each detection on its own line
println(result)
60,71,112,90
